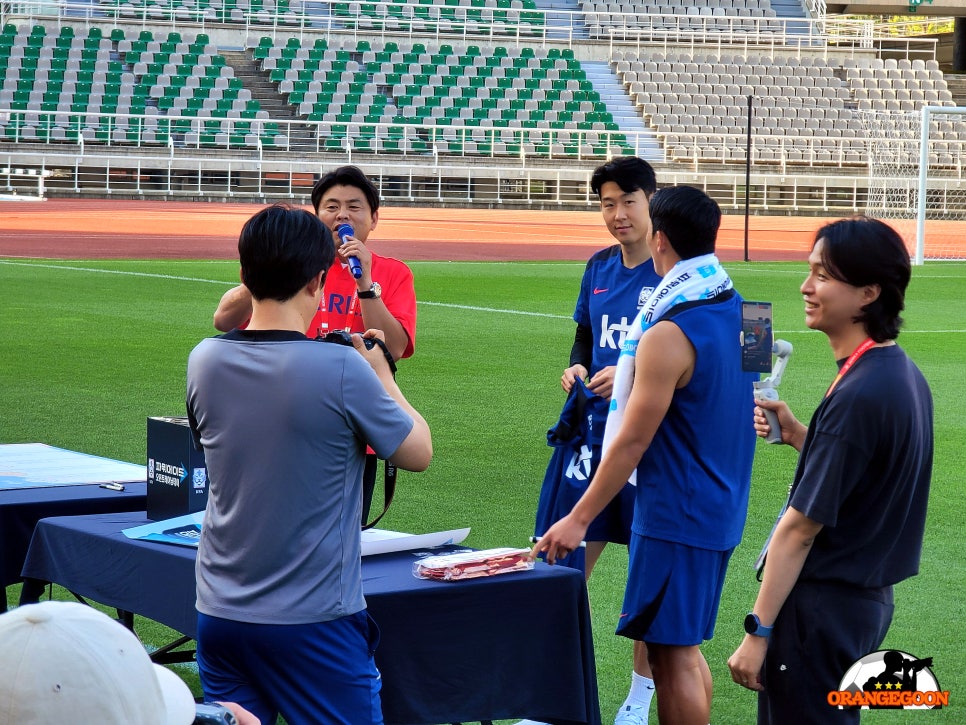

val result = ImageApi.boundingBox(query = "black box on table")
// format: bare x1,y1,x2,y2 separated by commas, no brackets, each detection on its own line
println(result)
146,416,208,521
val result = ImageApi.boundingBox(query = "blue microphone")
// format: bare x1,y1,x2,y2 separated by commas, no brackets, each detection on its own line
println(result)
336,223,363,279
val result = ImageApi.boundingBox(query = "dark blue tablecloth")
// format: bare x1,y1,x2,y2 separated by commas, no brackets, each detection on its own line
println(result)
0,483,146,589
21,512,601,725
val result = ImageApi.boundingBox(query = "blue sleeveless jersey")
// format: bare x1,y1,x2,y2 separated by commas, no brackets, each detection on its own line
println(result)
633,293,757,551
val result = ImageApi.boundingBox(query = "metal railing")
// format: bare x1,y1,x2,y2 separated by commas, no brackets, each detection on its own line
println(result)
0,145,919,213
7,109,962,176
1,0,913,53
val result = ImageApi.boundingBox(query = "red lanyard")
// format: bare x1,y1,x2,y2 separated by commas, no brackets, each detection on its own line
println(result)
825,337,876,398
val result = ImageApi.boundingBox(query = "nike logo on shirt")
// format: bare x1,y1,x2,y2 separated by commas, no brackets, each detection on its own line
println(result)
593,287,609,294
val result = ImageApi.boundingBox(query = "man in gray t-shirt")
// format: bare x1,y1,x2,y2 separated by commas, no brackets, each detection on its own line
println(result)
187,204,432,725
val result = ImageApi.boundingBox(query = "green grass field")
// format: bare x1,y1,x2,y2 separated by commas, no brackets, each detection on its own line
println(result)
1,256,963,724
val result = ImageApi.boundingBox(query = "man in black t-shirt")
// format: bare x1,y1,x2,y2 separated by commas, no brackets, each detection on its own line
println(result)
727,216,934,725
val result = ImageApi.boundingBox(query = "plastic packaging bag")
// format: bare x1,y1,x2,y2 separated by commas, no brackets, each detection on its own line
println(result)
413,548,534,581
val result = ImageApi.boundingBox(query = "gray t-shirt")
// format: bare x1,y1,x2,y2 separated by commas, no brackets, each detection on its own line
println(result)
187,329,414,625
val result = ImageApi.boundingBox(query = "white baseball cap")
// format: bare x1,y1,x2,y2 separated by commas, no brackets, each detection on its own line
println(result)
0,601,196,725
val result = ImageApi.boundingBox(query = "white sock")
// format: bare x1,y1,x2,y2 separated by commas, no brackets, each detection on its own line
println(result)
622,670,656,710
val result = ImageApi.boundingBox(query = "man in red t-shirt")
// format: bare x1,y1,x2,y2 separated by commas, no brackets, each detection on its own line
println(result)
213,166,416,361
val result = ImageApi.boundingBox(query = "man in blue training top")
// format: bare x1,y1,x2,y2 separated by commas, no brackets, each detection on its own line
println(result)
534,186,757,725
530,157,661,725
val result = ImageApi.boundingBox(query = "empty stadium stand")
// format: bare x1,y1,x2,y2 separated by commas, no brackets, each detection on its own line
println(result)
0,24,286,147
0,1,963,208
613,50,962,167
249,36,632,156
102,0,306,27
331,0,547,37
583,0,787,39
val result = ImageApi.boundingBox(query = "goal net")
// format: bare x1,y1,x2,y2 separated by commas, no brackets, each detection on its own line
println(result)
861,106,966,263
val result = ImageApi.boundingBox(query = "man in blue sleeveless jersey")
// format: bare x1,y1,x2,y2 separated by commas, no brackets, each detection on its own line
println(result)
534,186,757,725
727,217,933,725
531,157,661,725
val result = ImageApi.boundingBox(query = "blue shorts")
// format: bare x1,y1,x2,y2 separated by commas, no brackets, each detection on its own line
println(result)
197,610,383,725
616,535,733,646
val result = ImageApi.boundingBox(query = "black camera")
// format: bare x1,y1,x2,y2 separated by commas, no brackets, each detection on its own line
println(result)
320,329,377,350
318,330,397,374
193,702,237,725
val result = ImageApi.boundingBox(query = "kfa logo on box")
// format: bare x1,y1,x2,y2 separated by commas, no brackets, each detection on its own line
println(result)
148,458,155,480
192,467,207,492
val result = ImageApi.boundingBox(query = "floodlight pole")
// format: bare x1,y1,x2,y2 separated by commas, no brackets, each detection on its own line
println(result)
744,95,752,262
915,105,931,267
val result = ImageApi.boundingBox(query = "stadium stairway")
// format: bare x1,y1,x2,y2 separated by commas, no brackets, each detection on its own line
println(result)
581,60,660,160
221,49,314,147
767,0,816,43
532,0,590,40
769,0,806,18
945,74,966,106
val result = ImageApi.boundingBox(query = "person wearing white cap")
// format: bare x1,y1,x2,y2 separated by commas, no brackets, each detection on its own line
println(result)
0,600,197,724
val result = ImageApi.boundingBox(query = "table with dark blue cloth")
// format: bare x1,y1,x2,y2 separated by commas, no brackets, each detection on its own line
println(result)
20,512,601,725
0,483,146,607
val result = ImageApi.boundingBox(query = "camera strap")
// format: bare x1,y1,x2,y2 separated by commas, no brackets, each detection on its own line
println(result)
313,329,399,529
362,338,397,531
362,458,396,531
369,336,397,376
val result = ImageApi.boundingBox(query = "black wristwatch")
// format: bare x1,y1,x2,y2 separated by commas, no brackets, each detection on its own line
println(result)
358,282,381,299
744,613,773,638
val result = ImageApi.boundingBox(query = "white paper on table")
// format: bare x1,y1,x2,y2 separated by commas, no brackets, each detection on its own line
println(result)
124,517,471,556
361,527,471,557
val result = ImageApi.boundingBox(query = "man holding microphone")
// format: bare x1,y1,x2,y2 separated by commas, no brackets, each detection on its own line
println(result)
213,166,417,523
213,165,416,363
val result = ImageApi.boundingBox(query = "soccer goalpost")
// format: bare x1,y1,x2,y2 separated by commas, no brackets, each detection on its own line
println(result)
862,105,966,264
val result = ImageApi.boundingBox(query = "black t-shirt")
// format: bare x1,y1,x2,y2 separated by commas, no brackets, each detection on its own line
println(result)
790,345,933,589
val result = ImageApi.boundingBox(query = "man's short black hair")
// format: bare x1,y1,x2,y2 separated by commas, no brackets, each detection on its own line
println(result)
649,185,721,260
311,165,380,215
590,156,657,198
813,216,910,342
239,204,334,302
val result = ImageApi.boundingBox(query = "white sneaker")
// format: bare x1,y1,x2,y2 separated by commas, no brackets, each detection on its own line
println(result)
513,721,550,725
614,703,648,725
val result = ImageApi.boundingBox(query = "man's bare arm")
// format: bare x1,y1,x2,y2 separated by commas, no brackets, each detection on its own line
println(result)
576,321,694,518
533,321,694,562
727,507,823,691
354,335,432,471
213,285,254,332
358,297,410,361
